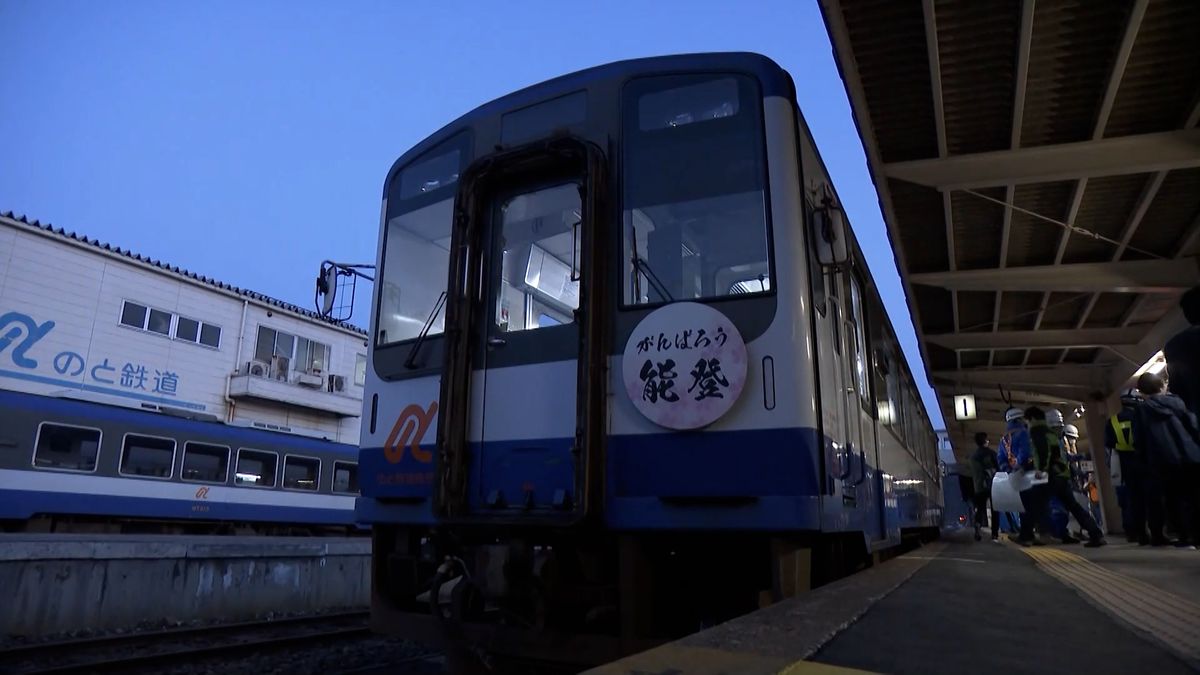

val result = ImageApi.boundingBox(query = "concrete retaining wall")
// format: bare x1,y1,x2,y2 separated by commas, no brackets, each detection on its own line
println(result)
0,535,371,637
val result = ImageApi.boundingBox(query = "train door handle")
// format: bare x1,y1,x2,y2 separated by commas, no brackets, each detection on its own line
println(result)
487,336,507,348
851,449,867,487
837,444,853,480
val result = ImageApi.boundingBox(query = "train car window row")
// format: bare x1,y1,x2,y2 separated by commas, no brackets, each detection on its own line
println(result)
283,455,320,491
236,448,278,488
33,422,102,473
119,434,177,479
182,442,231,483
332,461,358,494
27,422,359,494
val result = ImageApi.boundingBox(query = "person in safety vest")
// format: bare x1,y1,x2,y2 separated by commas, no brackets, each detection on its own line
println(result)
1028,407,1106,547
1003,407,1048,546
992,408,1023,534
1107,388,1166,545
998,408,1026,473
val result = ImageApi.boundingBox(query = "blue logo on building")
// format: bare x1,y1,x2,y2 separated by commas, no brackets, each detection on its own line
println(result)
0,309,204,411
0,311,55,369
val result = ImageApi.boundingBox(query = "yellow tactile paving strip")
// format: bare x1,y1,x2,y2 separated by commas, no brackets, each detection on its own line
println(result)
584,644,876,675
1019,546,1200,665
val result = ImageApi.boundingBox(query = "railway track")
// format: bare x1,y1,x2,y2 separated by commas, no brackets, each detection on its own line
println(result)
0,611,377,674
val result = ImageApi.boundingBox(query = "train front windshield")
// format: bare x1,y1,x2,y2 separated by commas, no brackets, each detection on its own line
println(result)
622,74,772,305
375,133,467,346
375,72,775,350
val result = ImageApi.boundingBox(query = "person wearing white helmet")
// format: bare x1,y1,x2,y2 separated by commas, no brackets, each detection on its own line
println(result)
1027,406,1106,547
1061,422,1096,538
1001,407,1050,545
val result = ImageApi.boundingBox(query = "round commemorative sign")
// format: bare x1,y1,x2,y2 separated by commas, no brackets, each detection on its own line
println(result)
621,302,748,430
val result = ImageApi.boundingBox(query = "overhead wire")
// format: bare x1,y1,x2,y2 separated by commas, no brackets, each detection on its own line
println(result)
960,188,1166,261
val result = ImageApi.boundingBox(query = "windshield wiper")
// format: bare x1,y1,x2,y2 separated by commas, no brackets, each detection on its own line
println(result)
633,256,674,303
405,291,447,369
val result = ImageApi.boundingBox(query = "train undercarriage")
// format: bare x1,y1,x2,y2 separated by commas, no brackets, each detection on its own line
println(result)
369,524,938,670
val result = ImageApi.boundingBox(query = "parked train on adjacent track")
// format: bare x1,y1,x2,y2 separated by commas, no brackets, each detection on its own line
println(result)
0,389,362,534
348,52,942,666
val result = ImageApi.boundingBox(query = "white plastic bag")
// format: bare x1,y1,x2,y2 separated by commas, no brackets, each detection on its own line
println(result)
1009,469,1049,493
991,471,1026,514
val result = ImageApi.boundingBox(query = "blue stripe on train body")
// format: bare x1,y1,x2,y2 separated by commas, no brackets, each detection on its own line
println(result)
0,389,360,525
1,488,351,525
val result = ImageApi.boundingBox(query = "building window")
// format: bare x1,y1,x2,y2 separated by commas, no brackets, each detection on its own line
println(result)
354,354,366,386
121,300,220,348
33,423,101,472
176,316,200,342
199,324,221,348
182,442,230,483
174,315,221,348
255,326,329,376
295,336,330,375
283,455,320,491
120,302,148,329
147,309,172,335
333,461,359,494
235,448,277,488
119,434,176,479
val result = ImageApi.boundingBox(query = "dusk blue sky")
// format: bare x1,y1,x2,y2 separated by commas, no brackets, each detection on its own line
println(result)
0,0,945,429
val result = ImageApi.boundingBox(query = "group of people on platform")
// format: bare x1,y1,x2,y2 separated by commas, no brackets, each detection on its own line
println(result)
961,287,1200,549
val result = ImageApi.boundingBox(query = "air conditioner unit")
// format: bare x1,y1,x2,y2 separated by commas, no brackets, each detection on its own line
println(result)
327,374,346,393
296,372,324,388
246,360,269,377
271,356,290,381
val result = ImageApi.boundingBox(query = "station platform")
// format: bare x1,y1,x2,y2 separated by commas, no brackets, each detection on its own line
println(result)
0,533,370,638
588,530,1200,674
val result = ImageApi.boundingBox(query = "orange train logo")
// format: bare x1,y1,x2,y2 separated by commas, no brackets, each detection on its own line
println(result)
194,487,210,499
385,402,438,464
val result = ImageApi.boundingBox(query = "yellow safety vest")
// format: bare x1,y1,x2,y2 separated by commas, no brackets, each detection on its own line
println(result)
1110,414,1133,452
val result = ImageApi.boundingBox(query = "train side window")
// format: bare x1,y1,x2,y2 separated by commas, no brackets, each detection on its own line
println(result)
235,448,278,488
120,434,176,479
283,455,320,491
182,442,230,484
332,461,359,494
33,423,101,473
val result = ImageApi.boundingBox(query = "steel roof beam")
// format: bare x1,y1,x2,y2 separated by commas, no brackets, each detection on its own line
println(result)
926,327,1141,351
993,1,1036,368
909,258,1200,293
931,367,1099,387
883,129,1200,191
922,0,961,370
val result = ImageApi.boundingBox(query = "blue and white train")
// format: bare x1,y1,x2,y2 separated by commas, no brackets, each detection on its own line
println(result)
0,389,361,534
348,52,941,665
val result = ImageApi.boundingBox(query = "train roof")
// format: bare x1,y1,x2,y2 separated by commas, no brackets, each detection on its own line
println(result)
382,51,795,196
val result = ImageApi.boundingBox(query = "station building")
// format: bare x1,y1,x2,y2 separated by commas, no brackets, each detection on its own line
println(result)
0,212,367,444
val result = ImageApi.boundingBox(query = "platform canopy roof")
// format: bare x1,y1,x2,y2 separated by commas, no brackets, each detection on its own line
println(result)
819,0,1200,456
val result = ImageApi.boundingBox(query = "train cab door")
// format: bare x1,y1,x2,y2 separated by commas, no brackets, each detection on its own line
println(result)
825,276,859,499
436,139,606,521
846,273,887,545
476,180,585,514
828,270,875,536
